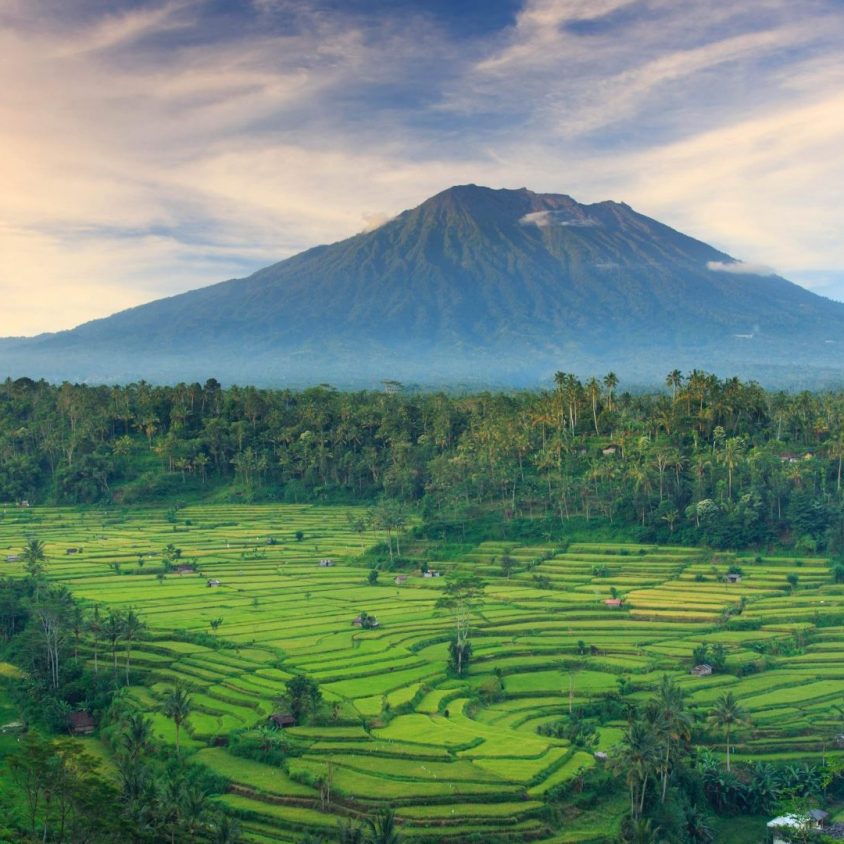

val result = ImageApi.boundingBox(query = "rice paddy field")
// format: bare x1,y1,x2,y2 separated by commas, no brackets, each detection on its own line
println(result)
2,503,843,842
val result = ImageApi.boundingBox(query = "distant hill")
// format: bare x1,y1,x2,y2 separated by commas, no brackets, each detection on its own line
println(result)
2,184,843,387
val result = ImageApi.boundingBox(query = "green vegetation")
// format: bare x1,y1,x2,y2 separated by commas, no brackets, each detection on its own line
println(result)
1,371,844,840
0,505,843,841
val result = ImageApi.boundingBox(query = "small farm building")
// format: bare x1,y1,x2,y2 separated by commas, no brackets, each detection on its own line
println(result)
207,578,221,587
768,812,829,844
602,445,619,456
319,559,334,567
268,712,296,728
604,598,623,608
594,752,608,762
395,575,408,585
176,564,195,575
690,664,713,677
726,573,742,583
4,555,20,563
68,711,95,735
423,570,441,578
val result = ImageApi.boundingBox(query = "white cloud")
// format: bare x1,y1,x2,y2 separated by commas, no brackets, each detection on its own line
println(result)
707,261,777,276
1,0,844,337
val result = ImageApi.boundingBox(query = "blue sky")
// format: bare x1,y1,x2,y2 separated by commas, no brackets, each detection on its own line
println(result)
1,0,843,334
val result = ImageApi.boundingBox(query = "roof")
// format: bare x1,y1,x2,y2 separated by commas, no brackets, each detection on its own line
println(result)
809,809,829,822
269,712,296,727
69,711,95,733
604,598,623,606
768,814,820,830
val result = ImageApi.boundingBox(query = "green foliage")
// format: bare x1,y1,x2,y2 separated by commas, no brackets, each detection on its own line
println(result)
284,675,322,724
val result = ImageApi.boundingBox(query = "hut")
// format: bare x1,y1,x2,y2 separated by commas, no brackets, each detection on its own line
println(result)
319,559,334,567
4,555,20,563
268,712,296,729
594,751,608,762
725,573,742,583
394,575,408,585
690,663,713,677
423,570,441,578
767,812,828,844
604,598,623,608
175,564,196,575
68,711,95,735
207,578,221,587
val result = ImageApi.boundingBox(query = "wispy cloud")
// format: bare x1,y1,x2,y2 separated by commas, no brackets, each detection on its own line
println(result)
0,0,842,336
707,261,777,276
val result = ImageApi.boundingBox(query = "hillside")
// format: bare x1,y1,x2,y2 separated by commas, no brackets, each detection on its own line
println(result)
2,184,843,386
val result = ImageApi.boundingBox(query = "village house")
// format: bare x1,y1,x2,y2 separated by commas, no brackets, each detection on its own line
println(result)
604,598,623,608
268,712,296,728
767,810,832,844
395,575,408,585
68,711,95,736
423,570,441,578
725,573,742,583
690,663,713,677
207,578,221,587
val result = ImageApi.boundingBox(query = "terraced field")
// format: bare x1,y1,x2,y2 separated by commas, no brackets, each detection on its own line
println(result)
1,504,843,842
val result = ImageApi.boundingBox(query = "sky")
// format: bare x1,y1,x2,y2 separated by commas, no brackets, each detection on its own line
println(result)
1,0,843,336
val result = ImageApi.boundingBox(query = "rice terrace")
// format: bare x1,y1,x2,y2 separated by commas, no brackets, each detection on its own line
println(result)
3,502,844,842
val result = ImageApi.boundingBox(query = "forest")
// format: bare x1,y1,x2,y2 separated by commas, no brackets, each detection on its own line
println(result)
1,372,842,553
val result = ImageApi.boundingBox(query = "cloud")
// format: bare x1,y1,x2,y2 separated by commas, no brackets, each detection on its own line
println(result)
1,0,844,337
707,261,777,276
360,212,396,233
519,210,600,227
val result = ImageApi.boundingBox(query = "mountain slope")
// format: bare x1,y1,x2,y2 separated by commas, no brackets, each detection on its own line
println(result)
2,185,843,386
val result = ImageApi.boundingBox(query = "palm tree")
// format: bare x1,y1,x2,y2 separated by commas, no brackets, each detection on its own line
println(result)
209,814,242,844
603,371,619,413
122,607,146,684
121,710,153,762
666,370,683,401
684,805,714,843
708,692,749,772
103,610,124,675
365,806,402,844
614,719,661,821
22,538,46,591
161,684,192,755
88,605,103,675
650,675,691,802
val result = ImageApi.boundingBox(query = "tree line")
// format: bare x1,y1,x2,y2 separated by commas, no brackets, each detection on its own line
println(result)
2,372,844,550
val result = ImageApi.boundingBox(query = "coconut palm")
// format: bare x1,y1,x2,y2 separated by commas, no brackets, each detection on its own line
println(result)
161,684,192,755
708,692,749,772
22,537,46,590
365,806,402,844
121,607,146,684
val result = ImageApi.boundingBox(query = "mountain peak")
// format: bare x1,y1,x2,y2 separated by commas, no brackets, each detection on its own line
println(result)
1,185,842,387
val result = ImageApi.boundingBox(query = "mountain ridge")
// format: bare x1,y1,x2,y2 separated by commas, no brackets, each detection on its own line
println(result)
2,184,843,387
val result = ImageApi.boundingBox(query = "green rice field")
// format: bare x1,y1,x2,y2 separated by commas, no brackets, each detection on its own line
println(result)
2,503,843,842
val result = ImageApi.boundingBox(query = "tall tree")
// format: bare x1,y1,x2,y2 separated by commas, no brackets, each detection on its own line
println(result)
708,692,749,772
161,684,192,755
